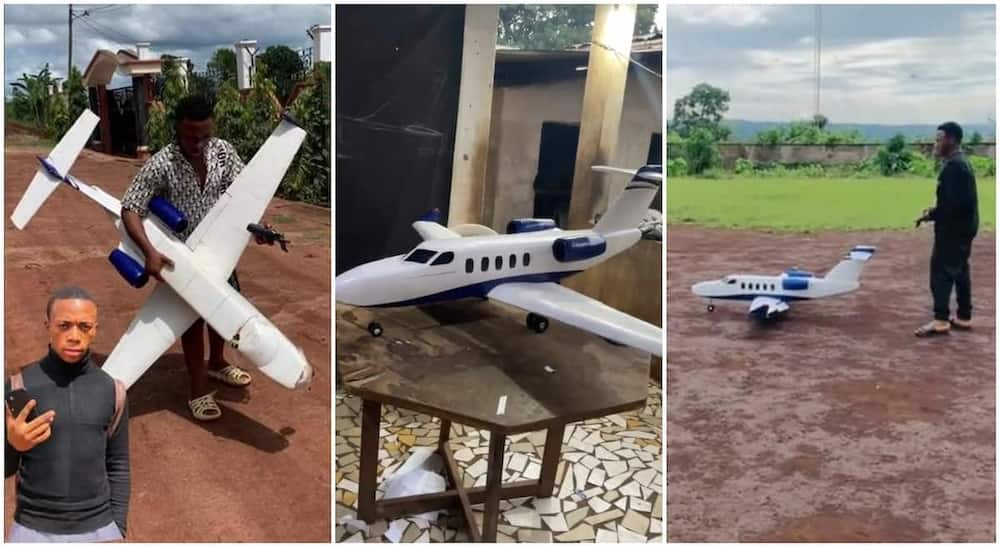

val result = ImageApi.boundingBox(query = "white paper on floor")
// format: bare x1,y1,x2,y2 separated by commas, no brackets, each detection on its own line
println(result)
384,519,408,543
381,447,447,527
338,515,369,535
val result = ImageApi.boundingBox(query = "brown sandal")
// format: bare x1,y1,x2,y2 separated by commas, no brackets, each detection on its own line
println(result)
950,318,973,331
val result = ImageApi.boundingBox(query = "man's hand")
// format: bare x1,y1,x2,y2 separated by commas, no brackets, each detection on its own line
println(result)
144,250,175,282
5,400,55,452
916,207,934,228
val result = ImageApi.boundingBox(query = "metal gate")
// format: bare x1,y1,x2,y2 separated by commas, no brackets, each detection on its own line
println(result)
107,86,137,155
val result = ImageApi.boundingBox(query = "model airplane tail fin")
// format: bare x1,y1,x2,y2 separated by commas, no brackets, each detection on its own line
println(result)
824,245,876,283
592,164,662,235
11,110,100,229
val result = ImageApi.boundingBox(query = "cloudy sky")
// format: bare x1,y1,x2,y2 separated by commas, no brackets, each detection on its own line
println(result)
5,3,330,90
667,4,996,125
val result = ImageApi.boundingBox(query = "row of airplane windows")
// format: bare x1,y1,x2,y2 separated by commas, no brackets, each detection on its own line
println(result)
404,249,533,272
744,282,776,291
465,253,531,273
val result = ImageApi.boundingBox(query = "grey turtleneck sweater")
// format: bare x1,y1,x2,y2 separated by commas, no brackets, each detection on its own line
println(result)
4,349,130,536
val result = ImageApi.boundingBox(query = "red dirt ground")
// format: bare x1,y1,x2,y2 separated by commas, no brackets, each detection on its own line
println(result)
3,141,331,541
666,226,995,542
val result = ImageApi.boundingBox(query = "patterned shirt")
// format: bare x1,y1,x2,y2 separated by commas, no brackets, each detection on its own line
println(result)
121,138,245,241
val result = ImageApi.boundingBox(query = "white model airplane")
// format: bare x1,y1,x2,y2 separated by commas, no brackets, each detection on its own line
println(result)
336,165,663,357
10,110,312,390
691,245,876,319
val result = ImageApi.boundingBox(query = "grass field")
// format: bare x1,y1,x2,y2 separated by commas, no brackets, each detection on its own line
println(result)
666,176,995,231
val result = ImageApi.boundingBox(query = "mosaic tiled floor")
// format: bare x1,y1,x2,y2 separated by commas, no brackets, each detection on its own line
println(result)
335,382,663,543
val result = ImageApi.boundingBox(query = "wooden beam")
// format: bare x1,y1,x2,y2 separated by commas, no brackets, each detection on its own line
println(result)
447,4,499,226
567,4,637,229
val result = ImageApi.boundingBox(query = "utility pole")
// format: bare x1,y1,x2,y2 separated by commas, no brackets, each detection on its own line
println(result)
68,4,73,77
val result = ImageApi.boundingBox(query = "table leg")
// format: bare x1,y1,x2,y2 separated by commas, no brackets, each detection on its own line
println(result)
481,431,506,542
357,399,381,522
438,419,452,451
537,424,566,497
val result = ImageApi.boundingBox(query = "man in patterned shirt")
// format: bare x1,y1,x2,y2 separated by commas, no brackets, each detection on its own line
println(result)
121,95,267,421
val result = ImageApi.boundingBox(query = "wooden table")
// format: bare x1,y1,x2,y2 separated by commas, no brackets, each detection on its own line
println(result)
336,301,651,542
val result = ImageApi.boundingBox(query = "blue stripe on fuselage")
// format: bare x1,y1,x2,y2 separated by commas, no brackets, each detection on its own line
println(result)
371,270,582,308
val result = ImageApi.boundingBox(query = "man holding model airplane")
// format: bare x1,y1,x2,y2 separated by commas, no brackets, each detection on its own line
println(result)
121,95,274,420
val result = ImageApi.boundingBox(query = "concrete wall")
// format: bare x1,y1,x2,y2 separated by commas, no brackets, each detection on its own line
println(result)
485,70,662,231
717,143,997,168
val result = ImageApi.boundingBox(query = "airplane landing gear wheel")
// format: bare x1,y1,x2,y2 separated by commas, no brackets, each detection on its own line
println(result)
707,304,716,312
367,322,383,337
526,313,549,334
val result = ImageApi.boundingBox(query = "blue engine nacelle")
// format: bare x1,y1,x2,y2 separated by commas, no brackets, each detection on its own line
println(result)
552,235,606,262
109,249,149,288
782,277,810,291
506,218,556,234
149,196,188,233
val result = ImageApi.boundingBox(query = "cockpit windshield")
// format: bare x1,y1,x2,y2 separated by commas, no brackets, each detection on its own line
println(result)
724,276,737,284
404,248,438,264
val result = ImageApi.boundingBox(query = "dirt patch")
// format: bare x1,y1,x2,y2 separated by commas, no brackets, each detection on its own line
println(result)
666,225,995,542
746,508,928,542
3,144,331,541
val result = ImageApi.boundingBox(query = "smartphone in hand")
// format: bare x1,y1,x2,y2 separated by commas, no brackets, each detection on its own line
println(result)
6,389,38,421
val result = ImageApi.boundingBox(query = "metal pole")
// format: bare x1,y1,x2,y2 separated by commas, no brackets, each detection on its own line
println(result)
68,4,73,77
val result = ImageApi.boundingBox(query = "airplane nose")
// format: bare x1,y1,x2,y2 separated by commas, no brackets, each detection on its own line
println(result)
335,256,400,307
335,267,365,306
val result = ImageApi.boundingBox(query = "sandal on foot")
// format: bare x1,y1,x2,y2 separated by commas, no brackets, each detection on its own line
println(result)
950,318,973,331
189,392,222,421
207,365,252,387
914,321,950,338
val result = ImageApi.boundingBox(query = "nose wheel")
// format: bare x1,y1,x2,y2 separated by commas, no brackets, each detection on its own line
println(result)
367,321,383,337
526,313,549,334
707,304,716,312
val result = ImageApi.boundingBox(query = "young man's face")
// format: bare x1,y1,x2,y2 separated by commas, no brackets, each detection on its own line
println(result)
46,298,98,364
933,130,955,158
176,118,214,161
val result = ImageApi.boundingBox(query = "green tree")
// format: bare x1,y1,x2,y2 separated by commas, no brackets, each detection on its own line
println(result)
258,45,305,104
45,92,70,139
10,64,57,129
207,48,238,87
672,83,730,140
873,134,915,176
282,62,331,206
684,127,721,174
64,66,89,122
146,58,188,153
812,113,828,130
497,5,658,50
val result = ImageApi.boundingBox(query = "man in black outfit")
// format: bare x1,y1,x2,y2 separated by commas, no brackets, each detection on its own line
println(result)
915,121,979,337
5,286,129,542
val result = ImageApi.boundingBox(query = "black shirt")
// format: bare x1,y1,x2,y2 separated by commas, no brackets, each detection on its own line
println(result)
4,349,130,535
930,151,979,241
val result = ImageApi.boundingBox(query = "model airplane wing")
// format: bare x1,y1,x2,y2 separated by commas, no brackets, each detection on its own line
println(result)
187,114,307,277
11,110,100,229
487,282,662,357
101,283,200,388
748,296,789,318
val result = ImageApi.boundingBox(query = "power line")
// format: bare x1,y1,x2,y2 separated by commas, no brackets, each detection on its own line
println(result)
75,15,138,47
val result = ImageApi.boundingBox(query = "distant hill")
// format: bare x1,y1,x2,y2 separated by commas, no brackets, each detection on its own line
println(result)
722,119,996,143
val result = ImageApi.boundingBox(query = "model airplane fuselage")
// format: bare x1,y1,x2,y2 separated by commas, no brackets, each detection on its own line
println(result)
692,245,876,319
337,165,663,357
11,110,313,390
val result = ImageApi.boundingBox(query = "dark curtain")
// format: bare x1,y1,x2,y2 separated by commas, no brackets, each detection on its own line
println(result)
335,5,465,273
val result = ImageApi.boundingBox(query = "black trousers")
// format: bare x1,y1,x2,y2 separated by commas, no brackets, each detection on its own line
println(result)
930,237,973,321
